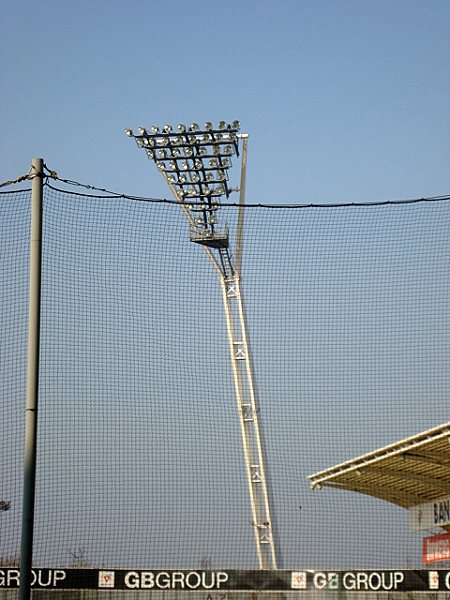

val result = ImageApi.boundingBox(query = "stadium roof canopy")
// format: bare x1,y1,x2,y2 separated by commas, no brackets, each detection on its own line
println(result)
308,422,450,528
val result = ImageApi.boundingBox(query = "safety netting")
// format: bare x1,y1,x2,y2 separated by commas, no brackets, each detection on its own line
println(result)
1,184,449,570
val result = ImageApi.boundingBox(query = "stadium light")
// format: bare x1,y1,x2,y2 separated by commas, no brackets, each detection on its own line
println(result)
126,121,280,571
125,120,240,251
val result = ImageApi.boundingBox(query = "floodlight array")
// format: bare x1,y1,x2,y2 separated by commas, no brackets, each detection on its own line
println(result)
125,121,240,202
126,121,241,248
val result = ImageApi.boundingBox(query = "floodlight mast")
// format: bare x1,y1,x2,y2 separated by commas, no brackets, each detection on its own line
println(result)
126,121,278,570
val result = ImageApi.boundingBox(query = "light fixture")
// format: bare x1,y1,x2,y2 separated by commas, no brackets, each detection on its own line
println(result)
126,119,242,247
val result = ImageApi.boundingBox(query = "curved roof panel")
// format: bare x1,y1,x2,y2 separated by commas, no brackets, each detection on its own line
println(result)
308,422,450,522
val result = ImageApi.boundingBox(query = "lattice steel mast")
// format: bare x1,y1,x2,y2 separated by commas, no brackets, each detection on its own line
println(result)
126,121,278,569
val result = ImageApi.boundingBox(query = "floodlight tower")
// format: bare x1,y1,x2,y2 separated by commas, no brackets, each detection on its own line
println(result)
126,121,278,570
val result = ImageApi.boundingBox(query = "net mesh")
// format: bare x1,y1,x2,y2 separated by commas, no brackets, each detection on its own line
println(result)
1,185,449,570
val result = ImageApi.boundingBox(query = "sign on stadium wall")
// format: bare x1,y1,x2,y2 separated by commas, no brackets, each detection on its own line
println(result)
409,495,450,531
3,568,450,592
424,533,450,564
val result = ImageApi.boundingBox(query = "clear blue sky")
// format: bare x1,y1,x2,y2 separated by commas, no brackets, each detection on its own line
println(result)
1,0,449,203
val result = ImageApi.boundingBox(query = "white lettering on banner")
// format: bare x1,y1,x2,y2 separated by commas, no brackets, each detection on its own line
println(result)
445,572,450,589
313,572,404,592
0,571,19,587
124,571,229,590
342,572,404,591
313,573,339,590
0,569,66,588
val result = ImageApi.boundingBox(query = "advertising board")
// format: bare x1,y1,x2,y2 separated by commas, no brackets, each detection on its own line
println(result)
410,495,450,531
3,568,450,592
424,533,450,564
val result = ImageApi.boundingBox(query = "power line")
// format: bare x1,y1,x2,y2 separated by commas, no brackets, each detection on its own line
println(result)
0,164,449,208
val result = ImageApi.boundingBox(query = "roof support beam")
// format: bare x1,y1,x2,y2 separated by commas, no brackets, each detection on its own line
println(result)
322,481,423,507
362,466,450,494
403,450,450,468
